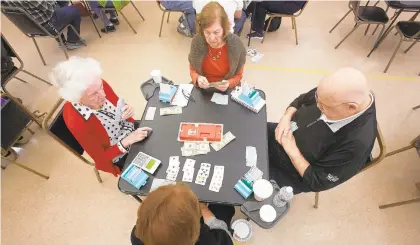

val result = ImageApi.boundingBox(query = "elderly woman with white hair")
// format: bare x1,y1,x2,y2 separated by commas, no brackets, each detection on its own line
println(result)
50,57,152,176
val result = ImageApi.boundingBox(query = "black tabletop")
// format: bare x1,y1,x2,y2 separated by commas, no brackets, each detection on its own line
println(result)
118,85,269,206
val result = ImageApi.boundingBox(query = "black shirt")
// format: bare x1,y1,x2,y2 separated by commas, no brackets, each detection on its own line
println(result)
269,88,377,193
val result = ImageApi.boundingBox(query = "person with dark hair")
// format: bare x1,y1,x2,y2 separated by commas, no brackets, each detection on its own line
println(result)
247,1,307,39
1,0,85,49
189,2,246,92
131,184,234,245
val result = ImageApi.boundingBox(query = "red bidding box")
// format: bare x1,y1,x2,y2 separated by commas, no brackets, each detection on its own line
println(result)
178,123,223,142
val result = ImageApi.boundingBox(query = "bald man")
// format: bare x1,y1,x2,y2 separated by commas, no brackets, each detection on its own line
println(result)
268,67,377,194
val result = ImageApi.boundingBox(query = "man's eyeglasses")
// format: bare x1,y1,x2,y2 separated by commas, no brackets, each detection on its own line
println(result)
315,91,355,108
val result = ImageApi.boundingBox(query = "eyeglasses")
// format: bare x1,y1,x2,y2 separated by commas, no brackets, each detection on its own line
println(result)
315,91,356,109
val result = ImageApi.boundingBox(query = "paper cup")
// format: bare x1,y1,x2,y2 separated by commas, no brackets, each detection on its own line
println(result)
150,70,162,83
259,205,276,223
253,179,273,201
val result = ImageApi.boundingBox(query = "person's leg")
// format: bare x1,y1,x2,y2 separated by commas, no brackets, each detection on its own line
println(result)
248,2,267,38
208,204,235,226
89,1,112,26
161,1,193,12
186,11,196,34
233,10,246,34
105,1,118,20
51,5,82,43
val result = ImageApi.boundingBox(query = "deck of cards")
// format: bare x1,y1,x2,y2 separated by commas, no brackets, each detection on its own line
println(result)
211,131,236,151
160,106,182,116
181,142,211,156
182,159,196,182
209,165,224,192
195,163,211,185
166,156,180,181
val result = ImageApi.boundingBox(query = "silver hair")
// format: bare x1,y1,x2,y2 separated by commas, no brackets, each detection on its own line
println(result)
49,56,103,103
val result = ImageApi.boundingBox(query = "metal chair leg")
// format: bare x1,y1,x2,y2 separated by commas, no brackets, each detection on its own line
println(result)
261,17,273,44
384,38,403,73
404,41,417,53
132,195,143,203
329,9,352,33
364,24,371,35
58,36,69,60
292,16,298,45
21,70,52,86
379,198,420,209
167,12,170,23
31,37,46,66
130,1,145,21
118,10,137,34
93,167,103,183
368,24,386,57
159,12,165,37
314,192,319,209
68,25,87,46
88,12,102,38
335,24,360,49
14,76,28,84
372,24,379,35
2,149,49,179
413,105,420,110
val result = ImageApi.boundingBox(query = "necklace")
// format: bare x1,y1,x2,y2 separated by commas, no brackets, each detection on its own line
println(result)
208,48,222,61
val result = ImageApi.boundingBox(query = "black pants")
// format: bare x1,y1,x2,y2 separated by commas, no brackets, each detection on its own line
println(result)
267,122,310,194
251,1,304,33
206,204,235,228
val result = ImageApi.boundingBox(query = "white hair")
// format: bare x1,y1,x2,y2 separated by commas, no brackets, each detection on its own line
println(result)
49,56,103,103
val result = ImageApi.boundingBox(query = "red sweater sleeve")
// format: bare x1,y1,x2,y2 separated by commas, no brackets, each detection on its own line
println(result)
227,66,244,88
190,64,200,86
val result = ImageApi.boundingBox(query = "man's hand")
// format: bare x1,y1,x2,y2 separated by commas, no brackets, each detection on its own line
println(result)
121,127,152,148
281,130,298,155
197,76,210,89
275,116,292,144
214,80,229,92
122,104,135,120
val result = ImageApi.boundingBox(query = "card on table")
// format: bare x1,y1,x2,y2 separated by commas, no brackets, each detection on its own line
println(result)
145,107,156,121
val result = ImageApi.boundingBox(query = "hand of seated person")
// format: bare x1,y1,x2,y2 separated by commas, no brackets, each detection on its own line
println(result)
121,127,152,148
280,130,298,155
199,202,215,222
214,80,229,92
197,76,210,89
122,104,135,120
275,116,292,144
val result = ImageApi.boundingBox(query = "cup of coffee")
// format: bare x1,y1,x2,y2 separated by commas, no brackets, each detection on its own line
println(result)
150,70,162,83
259,204,276,223
253,179,273,202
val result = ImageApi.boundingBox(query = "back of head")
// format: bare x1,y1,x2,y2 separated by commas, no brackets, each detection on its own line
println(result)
196,1,230,39
49,56,102,103
135,184,201,245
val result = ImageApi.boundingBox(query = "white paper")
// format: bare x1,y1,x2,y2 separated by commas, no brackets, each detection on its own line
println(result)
211,93,229,105
171,84,194,107
145,107,156,121
246,146,257,167
160,83,171,94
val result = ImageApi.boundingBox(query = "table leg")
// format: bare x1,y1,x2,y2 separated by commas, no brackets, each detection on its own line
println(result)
247,2,257,47
367,9,403,57
132,195,143,203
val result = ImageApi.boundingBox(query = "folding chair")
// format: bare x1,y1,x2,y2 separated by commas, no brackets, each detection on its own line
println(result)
156,1,184,37
262,1,309,45
314,123,387,208
1,6,86,66
381,21,419,73
42,99,103,183
1,93,49,179
1,34,51,127
329,1,389,49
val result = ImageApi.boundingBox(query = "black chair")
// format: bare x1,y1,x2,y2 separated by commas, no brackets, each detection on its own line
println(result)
329,1,389,49
157,0,184,37
43,99,103,183
1,6,86,66
380,21,419,73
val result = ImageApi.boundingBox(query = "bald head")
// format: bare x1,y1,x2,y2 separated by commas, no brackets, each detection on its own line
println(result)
318,67,370,105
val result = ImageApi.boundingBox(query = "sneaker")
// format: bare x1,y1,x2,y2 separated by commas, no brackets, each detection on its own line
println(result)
101,25,116,33
177,23,192,37
66,41,84,50
110,17,120,25
247,31,264,40
57,41,67,49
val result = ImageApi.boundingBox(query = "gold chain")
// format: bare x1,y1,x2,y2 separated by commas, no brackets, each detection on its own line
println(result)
208,48,222,61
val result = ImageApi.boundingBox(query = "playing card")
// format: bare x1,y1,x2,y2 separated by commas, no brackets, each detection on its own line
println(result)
182,169,194,182
145,107,156,121
211,132,236,151
115,98,125,121
183,159,196,171
150,178,175,192
291,121,298,132
209,165,224,192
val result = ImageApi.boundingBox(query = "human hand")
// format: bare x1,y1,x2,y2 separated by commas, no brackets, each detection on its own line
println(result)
214,80,229,92
281,130,298,154
197,76,210,89
121,127,152,147
275,116,292,145
122,104,134,120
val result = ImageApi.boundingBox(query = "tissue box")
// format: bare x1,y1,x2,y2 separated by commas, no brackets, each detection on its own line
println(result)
159,85,178,103
238,89,262,107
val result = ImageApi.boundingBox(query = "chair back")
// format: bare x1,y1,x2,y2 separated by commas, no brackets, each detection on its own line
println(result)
1,6,51,37
295,1,309,17
362,123,387,172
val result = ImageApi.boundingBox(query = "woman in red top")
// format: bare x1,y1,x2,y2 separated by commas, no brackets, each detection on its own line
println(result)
50,57,152,176
189,2,246,92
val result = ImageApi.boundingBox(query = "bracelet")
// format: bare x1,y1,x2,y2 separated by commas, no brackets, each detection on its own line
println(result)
117,141,128,153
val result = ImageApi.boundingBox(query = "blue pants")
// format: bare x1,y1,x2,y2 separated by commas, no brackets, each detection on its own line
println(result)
50,5,81,42
161,1,195,33
234,10,247,34
89,1,117,26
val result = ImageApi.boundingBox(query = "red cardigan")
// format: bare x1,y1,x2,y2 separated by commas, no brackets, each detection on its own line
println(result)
63,80,134,176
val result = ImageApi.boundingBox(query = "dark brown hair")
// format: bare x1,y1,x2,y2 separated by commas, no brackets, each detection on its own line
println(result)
135,184,201,245
196,1,230,39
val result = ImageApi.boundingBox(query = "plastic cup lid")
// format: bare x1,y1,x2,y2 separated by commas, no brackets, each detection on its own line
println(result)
231,219,252,242
260,205,276,223
253,179,273,198
286,186,293,193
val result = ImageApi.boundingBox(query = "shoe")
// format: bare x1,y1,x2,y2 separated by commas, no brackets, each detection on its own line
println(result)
110,17,119,25
57,41,67,49
177,23,193,37
66,41,84,50
247,31,264,40
101,25,116,33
